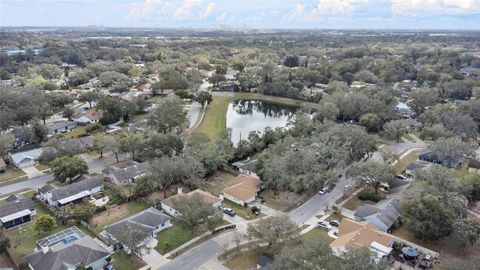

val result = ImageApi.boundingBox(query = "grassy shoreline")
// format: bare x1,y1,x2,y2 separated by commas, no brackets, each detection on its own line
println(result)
234,92,321,110
195,96,233,142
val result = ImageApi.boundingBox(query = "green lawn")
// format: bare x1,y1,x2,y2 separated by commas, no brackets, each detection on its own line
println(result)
0,167,26,182
393,149,422,174
342,195,376,211
302,228,334,244
195,96,233,142
111,251,146,270
155,220,207,255
4,203,69,265
64,125,87,138
402,133,415,142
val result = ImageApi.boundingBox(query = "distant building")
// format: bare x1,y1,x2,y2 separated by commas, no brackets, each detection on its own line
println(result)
395,102,415,118
39,177,103,207
418,149,464,168
354,198,403,232
27,227,111,270
8,148,44,168
161,188,221,217
47,120,77,135
0,197,36,229
222,174,261,206
73,108,103,124
104,207,171,254
214,81,236,92
460,67,480,79
225,68,240,81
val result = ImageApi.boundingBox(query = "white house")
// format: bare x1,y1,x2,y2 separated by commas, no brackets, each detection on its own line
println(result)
8,148,44,168
0,197,36,229
73,108,103,124
48,120,77,135
39,177,103,207
161,188,221,217
104,207,171,254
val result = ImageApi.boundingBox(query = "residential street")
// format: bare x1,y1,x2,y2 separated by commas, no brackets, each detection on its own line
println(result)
0,154,121,196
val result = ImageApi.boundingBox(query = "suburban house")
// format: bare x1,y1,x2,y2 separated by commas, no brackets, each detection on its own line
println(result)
0,157,6,172
395,102,415,118
104,207,171,254
222,174,262,206
225,68,240,81
468,158,480,174
0,197,36,229
214,81,236,92
39,177,104,207
161,188,222,217
404,161,432,176
354,199,403,232
418,149,464,168
27,227,111,270
48,120,77,135
102,161,148,186
460,67,480,79
232,159,259,178
73,108,103,124
8,148,44,168
330,219,395,259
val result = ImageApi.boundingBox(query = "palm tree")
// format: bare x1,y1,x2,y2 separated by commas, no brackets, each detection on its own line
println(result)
55,206,73,225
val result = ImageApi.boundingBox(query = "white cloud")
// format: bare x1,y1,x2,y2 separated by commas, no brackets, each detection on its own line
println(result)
174,0,204,20
316,0,368,14
296,3,305,14
126,0,163,20
198,2,216,19
216,11,227,22
391,0,479,15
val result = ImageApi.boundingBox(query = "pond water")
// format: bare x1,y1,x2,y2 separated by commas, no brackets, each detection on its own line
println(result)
226,100,298,145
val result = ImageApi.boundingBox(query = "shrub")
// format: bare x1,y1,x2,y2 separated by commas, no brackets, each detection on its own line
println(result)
358,191,383,202
85,123,102,133
174,89,191,99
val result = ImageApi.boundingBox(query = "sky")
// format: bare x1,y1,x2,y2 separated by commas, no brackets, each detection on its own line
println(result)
1,0,479,30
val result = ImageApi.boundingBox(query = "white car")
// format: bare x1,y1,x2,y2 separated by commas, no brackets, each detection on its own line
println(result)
317,221,332,231
318,188,328,195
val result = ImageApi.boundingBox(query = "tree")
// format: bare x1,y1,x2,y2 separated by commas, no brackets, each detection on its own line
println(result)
194,91,212,106
71,203,96,222
112,223,151,255
149,157,190,198
96,96,126,125
0,233,10,254
354,70,378,84
247,215,298,246
0,133,13,158
92,133,109,158
360,113,382,133
119,132,144,161
445,219,480,249
420,124,454,140
78,91,100,108
209,73,226,86
63,107,74,121
284,55,299,67
314,101,339,122
347,161,395,194
341,248,389,270
35,215,57,233
404,193,454,241
37,63,62,80
410,88,439,115
50,155,88,183
98,71,129,87
146,97,186,134
173,193,223,231
104,134,121,162
383,119,409,142
55,206,73,225
431,137,471,168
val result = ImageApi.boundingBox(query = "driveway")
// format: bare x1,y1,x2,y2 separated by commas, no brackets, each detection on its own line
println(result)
140,239,170,270
21,166,45,179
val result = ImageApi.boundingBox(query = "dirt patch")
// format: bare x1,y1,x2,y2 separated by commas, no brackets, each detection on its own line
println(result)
0,253,14,268
146,184,193,205
261,190,308,212
91,204,131,229
198,170,238,196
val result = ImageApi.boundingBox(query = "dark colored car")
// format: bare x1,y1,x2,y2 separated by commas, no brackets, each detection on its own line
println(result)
223,208,236,217
329,220,340,227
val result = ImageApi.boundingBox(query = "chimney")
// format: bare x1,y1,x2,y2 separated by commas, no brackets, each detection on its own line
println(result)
177,187,183,195
42,246,49,254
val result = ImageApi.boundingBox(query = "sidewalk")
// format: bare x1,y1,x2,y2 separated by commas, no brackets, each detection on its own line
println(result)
164,231,211,258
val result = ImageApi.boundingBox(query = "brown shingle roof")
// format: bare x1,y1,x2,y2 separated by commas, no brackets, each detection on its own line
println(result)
222,174,261,201
330,219,394,250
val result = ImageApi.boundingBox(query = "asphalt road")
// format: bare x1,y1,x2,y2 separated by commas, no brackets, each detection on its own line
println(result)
0,154,120,196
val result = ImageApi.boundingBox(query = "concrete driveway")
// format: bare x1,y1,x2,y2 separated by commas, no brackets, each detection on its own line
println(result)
140,238,170,270
21,166,45,179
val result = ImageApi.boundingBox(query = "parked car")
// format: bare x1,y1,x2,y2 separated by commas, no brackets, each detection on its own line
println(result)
318,188,328,195
329,220,340,227
317,221,332,231
223,208,236,217
396,174,407,180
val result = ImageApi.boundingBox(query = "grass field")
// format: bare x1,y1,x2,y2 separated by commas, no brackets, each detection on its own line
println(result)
111,252,146,270
64,125,87,138
90,200,149,232
195,96,233,142
393,149,423,174
155,220,208,255
302,228,335,244
223,246,270,270
0,167,26,182
342,195,376,211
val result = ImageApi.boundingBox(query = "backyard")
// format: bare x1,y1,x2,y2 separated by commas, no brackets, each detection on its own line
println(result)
111,251,146,270
198,170,238,196
195,96,232,142
90,200,149,232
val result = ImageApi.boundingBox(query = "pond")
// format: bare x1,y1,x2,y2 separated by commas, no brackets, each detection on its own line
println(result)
226,100,299,145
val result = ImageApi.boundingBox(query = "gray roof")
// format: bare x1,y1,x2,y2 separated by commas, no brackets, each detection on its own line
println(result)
48,121,76,132
9,148,44,164
355,199,403,229
103,161,147,184
232,159,258,173
43,177,103,201
354,204,380,218
406,161,431,171
105,207,170,243
0,198,36,218
27,235,109,270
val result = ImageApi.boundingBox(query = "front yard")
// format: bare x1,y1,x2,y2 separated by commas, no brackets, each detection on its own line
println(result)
221,199,262,220
90,200,149,232
302,228,335,244
223,246,270,270
0,166,27,183
155,220,208,255
260,190,309,212
111,251,146,270
342,195,376,211
393,149,423,174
